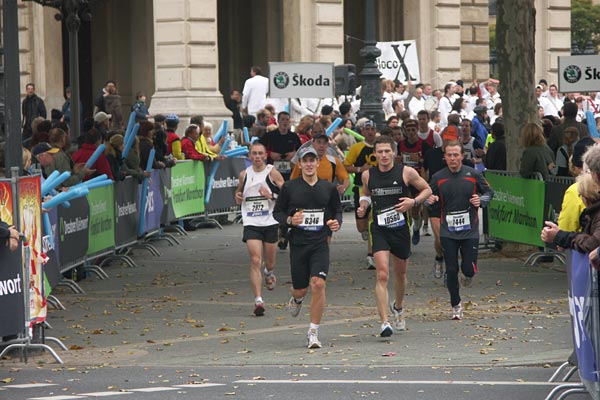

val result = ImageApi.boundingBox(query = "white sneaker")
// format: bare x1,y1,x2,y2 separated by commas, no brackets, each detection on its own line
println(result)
389,301,406,331
288,296,303,318
367,255,375,270
452,303,463,320
307,329,322,349
380,321,393,337
264,269,276,291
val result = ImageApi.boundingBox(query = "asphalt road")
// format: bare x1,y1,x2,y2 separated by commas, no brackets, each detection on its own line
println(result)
0,212,590,399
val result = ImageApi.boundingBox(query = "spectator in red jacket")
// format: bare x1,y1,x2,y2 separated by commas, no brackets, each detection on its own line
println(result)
181,124,210,160
71,128,114,180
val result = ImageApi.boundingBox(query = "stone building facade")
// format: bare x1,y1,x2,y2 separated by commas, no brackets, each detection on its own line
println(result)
13,0,571,129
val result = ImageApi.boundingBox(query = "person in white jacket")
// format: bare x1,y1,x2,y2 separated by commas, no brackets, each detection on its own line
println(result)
242,66,269,116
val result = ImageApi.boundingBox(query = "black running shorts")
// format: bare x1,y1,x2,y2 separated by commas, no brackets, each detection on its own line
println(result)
289,241,329,289
242,224,279,243
370,223,411,260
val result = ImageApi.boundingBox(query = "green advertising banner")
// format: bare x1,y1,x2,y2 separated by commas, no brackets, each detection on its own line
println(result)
171,161,205,218
87,184,115,255
486,172,545,247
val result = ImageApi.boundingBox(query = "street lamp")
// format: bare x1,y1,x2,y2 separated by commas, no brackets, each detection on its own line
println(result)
24,0,98,143
357,0,384,131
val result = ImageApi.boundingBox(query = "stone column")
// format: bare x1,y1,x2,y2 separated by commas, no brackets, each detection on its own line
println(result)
151,0,231,129
19,2,64,111
534,0,571,85
404,0,462,88
460,0,489,82
282,0,344,63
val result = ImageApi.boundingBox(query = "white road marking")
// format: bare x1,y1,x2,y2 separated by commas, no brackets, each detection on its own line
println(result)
127,387,180,392
78,392,128,397
6,383,58,389
28,396,86,400
235,379,561,386
174,383,226,388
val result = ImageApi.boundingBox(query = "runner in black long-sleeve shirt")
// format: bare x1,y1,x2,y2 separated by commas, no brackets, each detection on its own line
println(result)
274,146,342,349
427,140,494,320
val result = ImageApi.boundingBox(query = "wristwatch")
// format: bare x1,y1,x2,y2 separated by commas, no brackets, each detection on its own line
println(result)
286,216,293,226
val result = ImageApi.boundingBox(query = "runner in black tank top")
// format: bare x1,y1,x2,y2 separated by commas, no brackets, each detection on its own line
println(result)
357,136,431,338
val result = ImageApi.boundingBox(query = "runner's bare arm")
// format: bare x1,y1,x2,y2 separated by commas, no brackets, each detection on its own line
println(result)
234,170,246,205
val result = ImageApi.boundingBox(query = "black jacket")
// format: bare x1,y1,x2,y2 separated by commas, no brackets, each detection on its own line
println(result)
22,94,47,132
485,136,506,171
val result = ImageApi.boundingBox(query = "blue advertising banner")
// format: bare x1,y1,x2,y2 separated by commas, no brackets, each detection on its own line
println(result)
569,251,598,383
43,207,62,291
139,169,163,235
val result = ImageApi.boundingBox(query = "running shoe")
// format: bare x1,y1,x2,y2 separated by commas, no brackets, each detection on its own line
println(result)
412,229,420,245
265,270,276,291
254,301,265,317
460,273,473,288
422,225,431,236
389,301,406,331
278,237,288,250
380,321,393,337
361,230,370,241
288,296,303,318
307,329,322,349
451,303,463,320
433,257,444,279
367,255,376,270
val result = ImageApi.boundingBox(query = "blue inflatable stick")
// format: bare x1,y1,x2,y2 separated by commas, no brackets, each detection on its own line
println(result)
586,111,599,138
325,117,343,137
122,123,140,159
243,127,250,144
84,144,106,169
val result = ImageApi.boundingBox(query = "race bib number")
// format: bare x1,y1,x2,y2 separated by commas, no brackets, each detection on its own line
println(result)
446,210,470,232
376,206,405,229
298,209,325,231
402,153,418,167
274,160,291,173
245,196,269,217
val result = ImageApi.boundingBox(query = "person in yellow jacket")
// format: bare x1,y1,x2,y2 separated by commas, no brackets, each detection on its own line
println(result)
557,138,596,232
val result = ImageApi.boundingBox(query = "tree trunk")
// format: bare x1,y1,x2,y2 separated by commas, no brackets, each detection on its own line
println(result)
496,0,538,172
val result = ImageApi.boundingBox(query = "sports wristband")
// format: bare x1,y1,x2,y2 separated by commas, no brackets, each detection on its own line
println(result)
414,198,420,207
359,195,371,206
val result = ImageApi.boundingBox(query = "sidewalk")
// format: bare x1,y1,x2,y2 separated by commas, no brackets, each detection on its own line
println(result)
15,213,572,368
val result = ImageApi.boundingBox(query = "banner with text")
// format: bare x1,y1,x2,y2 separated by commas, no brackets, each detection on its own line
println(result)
269,62,334,98
171,161,205,218
58,197,89,268
558,55,600,92
159,168,175,225
87,184,115,256
18,175,45,324
0,180,24,337
206,158,245,213
376,40,421,83
485,172,545,247
139,170,164,234
568,251,598,384
44,207,62,292
114,178,139,246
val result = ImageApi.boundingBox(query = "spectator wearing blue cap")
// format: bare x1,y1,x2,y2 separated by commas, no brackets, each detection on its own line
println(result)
165,113,183,160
